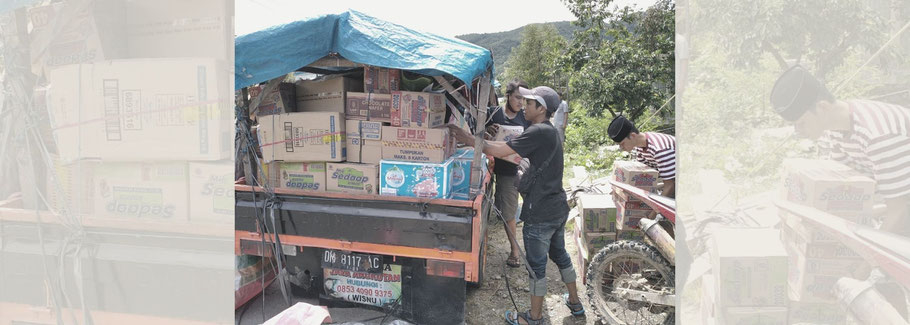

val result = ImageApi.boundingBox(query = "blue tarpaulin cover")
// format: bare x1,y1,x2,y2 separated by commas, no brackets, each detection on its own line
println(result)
235,10,493,90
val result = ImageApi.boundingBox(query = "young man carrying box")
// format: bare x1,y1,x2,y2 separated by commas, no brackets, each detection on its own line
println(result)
607,115,677,198
449,86,583,325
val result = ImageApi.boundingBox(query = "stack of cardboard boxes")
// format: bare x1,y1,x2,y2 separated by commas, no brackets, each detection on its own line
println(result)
708,228,789,324
611,161,660,231
254,66,477,200
779,158,871,324
572,194,644,284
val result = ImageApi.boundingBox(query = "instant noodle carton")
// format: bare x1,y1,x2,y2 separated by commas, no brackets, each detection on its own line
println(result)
613,160,659,189
390,91,446,128
262,162,327,191
326,163,379,195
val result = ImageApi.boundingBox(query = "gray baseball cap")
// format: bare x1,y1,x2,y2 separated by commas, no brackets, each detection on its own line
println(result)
518,86,561,112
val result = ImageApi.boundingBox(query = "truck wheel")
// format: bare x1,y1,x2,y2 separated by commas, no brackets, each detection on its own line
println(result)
586,240,675,325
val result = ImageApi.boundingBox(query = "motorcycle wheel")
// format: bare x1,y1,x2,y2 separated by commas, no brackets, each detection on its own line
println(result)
586,240,675,325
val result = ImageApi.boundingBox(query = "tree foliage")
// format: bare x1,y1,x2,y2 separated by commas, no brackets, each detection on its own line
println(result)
559,0,676,174
501,24,568,91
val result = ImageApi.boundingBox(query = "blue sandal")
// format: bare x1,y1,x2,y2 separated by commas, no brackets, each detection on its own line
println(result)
504,310,544,325
563,293,585,316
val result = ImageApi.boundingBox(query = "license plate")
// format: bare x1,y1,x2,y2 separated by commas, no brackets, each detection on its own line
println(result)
322,249,383,273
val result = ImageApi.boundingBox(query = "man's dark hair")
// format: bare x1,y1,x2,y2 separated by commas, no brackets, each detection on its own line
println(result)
770,65,838,121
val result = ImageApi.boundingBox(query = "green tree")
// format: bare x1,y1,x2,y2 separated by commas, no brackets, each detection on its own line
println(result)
560,0,675,173
502,24,568,90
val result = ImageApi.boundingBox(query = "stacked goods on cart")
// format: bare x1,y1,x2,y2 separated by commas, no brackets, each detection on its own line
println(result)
778,159,871,324
252,66,482,201
572,193,644,284
708,228,789,324
611,160,659,231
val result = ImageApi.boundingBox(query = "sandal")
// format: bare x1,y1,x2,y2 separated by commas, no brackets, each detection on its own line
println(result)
504,310,544,325
506,255,521,268
563,293,585,316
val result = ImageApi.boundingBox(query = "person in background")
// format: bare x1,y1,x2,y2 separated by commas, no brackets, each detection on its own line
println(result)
485,80,531,268
450,86,583,325
607,115,677,198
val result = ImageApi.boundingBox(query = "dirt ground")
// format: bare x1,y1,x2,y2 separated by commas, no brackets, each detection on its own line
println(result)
465,217,602,325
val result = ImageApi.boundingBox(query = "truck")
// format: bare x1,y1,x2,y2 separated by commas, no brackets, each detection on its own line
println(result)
233,10,498,324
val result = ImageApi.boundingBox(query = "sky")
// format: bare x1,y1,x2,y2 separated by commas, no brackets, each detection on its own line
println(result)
235,0,658,38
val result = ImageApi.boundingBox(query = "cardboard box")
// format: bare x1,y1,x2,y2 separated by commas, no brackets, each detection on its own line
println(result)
718,307,788,325
493,125,525,165
124,0,232,59
188,160,234,222
578,194,617,233
380,158,454,199
364,66,400,94
346,92,393,123
347,138,363,163
254,83,297,117
779,210,837,243
28,0,127,77
615,202,652,230
296,76,363,113
257,112,346,162
381,126,454,163
782,227,862,260
710,228,788,307
47,157,97,215
390,91,446,128
262,162,327,191
613,160,659,188
361,140,382,164
48,59,232,162
788,300,846,325
782,159,875,220
346,120,384,141
451,148,488,200
327,163,379,195
94,162,189,221
787,271,839,303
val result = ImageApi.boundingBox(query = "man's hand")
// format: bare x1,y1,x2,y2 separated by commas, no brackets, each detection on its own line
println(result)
447,124,475,146
485,124,500,140
661,178,676,199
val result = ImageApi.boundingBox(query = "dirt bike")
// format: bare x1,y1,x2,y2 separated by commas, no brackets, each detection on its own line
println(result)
777,200,910,325
583,180,676,325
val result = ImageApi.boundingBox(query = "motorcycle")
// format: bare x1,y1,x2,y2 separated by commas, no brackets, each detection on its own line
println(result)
581,179,677,325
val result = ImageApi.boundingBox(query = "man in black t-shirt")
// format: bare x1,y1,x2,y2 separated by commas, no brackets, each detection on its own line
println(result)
486,80,531,268
450,86,581,324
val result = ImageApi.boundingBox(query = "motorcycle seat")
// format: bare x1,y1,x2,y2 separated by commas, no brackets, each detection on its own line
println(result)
855,227,910,263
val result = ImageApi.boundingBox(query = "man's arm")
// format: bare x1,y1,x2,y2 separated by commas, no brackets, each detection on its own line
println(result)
661,178,675,199
448,124,518,159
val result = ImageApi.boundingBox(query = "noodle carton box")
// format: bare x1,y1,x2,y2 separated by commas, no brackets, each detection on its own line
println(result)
781,158,874,220
380,158,454,199
613,160,659,189
326,163,379,195
390,91,446,128
262,162,326,191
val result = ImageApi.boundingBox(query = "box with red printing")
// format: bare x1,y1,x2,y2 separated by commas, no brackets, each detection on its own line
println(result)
613,160,659,189
390,91,446,128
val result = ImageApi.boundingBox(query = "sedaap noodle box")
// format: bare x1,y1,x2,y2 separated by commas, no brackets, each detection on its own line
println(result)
326,163,379,195
613,160,659,189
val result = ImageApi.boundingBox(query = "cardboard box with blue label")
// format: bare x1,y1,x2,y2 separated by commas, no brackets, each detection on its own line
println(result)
327,163,379,195
380,158,454,199
257,112,345,162
451,148,488,200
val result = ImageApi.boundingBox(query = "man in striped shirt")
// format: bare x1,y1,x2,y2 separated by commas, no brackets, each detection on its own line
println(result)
770,65,910,236
608,116,677,198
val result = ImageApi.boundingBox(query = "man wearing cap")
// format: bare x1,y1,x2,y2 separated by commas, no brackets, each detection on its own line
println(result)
449,86,583,324
607,115,677,198
770,65,910,237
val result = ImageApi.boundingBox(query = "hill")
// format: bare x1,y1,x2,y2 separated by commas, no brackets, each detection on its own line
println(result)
456,21,579,78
